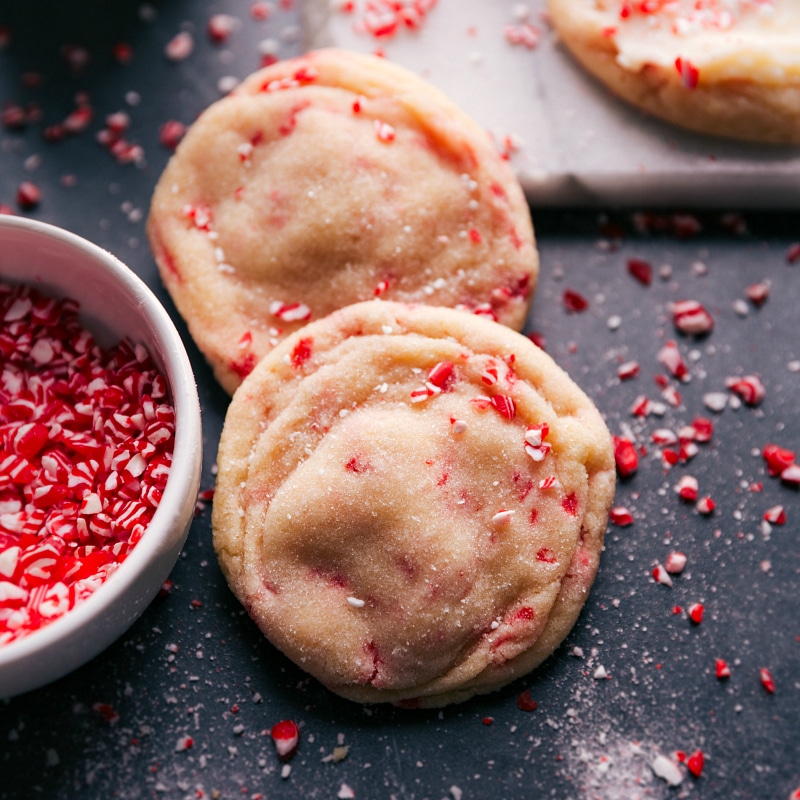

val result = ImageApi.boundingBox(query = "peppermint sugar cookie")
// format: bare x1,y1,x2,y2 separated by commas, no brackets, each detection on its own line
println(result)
147,48,537,395
212,301,615,707
548,0,800,144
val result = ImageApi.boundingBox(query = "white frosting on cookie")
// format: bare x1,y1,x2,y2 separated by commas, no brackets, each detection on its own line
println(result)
594,0,800,80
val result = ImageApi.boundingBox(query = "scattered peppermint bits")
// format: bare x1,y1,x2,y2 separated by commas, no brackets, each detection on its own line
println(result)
675,474,699,502
164,30,194,62
759,667,776,694
609,506,634,526
695,495,715,515
338,0,440,40
664,551,687,574
763,505,786,525
652,563,673,587
562,288,589,313
612,435,638,477
269,300,312,323
491,509,515,525
657,340,689,381
271,719,300,761
617,360,639,380
785,242,800,264
516,688,538,711
626,257,653,286
686,749,704,778
374,119,396,143
13,180,42,214
675,56,700,90
726,374,765,406
524,423,551,461
687,603,704,625
0,282,174,646
670,299,713,336
427,360,454,389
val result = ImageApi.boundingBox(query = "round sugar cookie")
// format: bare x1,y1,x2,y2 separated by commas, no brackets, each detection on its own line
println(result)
548,0,800,144
212,301,615,707
147,48,538,395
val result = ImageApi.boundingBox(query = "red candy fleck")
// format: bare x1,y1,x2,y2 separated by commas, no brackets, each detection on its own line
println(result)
290,337,314,369
427,361,454,389
0,282,174,646
626,257,653,286
524,423,551,462
726,374,765,406
516,688,538,712
785,242,800,264
686,749,704,778
665,551,687,574
695,495,715,515
207,13,236,43
561,492,579,516
671,299,713,336
657,340,689,381
759,667,775,693
761,443,795,476
745,281,770,306
563,289,589,313
609,506,634,527
690,416,714,443
715,658,731,679
613,435,638,477
165,31,194,62
688,603,704,624
269,300,311,323
675,474,699,502
528,330,546,350
652,563,673,587
271,719,300,760
675,57,700,89
16,181,41,210
763,505,786,525
374,119,396,142
158,120,186,150
536,547,556,563
490,395,516,420
92,702,120,724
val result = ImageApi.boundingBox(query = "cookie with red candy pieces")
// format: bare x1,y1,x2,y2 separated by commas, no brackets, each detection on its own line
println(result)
548,0,800,144
147,48,537,394
212,301,615,707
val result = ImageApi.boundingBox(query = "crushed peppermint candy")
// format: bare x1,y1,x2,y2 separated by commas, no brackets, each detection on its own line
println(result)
670,299,714,336
271,719,300,760
0,282,174,646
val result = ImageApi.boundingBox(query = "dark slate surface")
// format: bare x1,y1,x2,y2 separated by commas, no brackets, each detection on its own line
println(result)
1,2,798,798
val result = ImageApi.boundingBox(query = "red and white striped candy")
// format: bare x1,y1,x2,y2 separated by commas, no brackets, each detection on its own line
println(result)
657,340,689,380
670,300,714,335
675,475,699,501
726,374,765,406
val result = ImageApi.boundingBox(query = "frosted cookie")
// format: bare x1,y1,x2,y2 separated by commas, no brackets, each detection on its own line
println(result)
147,48,537,395
548,0,800,144
212,301,615,707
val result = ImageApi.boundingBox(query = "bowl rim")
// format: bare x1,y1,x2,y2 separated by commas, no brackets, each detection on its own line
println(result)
0,215,202,677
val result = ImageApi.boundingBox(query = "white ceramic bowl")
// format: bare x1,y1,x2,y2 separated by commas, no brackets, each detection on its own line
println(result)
0,215,202,697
